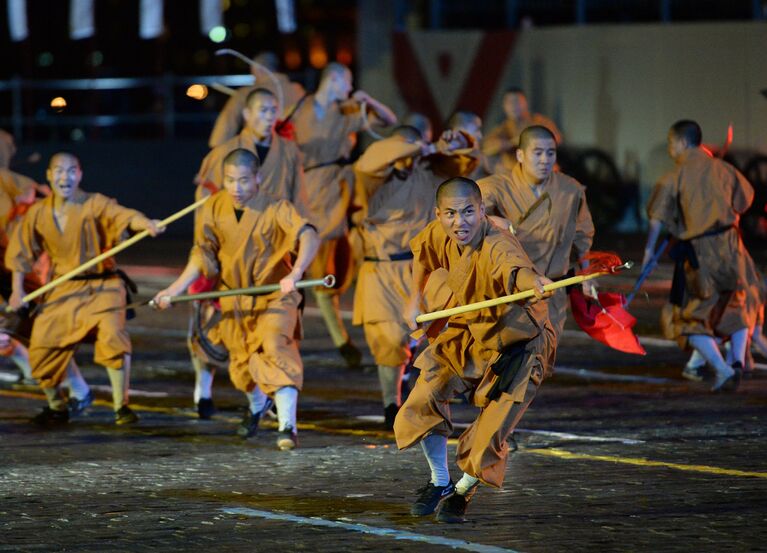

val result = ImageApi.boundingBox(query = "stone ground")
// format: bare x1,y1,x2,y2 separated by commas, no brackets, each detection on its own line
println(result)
1,244,766,553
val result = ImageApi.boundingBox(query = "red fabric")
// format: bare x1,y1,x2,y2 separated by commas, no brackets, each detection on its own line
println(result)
189,275,217,294
274,119,295,140
569,287,646,355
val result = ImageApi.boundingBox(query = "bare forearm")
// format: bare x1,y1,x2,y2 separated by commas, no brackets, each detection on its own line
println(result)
292,228,320,276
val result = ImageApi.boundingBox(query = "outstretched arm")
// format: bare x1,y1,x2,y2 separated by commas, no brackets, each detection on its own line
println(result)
352,90,397,126
152,259,204,310
280,226,321,293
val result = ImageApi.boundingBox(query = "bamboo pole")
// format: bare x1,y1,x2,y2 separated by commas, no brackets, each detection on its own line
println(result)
415,263,632,324
19,196,210,305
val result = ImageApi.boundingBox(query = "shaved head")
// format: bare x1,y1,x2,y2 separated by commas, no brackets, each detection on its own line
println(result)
669,120,702,147
223,148,260,175
320,62,350,83
245,87,276,107
519,125,556,149
436,177,482,207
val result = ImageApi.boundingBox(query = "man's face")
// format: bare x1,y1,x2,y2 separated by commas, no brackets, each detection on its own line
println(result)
667,132,686,161
47,154,82,200
456,117,483,141
516,137,556,183
325,69,352,101
503,92,528,120
243,94,279,139
223,163,260,208
435,192,485,246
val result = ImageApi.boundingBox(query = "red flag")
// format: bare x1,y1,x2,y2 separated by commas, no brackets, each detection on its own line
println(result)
569,287,646,355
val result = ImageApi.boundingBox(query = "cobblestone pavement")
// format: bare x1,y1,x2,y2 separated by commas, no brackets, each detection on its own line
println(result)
1,262,766,553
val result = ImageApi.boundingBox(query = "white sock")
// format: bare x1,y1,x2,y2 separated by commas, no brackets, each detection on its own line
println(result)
107,356,131,411
689,335,732,378
729,328,748,366
685,349,706,369
246,385,269,415
420,433,450,486
192,357,214,403
64,361,90,401
275,386,298,431
455,473,479,495
10,343,34,380
377,364,403,407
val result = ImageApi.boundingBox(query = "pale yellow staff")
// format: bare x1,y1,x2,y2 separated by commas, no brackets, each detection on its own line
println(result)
16,196,210,307
416,261,633,324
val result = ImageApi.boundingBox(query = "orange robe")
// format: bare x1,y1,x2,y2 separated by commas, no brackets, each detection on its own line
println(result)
647,147,762,347
5,191,151,388
191,192,311,395
208,74,306,148
482,114,562,174
479,165,594,336
352,136,479,366
394,219,556,488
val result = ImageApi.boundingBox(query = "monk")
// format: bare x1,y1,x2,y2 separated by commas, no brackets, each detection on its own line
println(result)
352,126,478,428
482,88,562,174
292,62,397,369
448,110,492,181
154,149,320,450
478,125,595,338
6,152,163,425
394,177,556,523
192,87,309,418
643,120,761,392
208,51,305,148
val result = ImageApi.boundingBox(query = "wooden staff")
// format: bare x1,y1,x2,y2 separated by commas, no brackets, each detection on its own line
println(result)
211,82,236,96
214,48,285,115
18,196,210,306
415,262,633,324
151,275,336,308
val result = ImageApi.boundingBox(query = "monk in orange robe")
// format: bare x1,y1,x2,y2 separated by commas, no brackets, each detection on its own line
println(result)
482,88,562,174
208,52,305,148
292,62,397,369
447,111,492,181
352,126,478,428
6,152,163,425
394,177,556,523
154,149,319,450
643,120,761,392
478,125,595,338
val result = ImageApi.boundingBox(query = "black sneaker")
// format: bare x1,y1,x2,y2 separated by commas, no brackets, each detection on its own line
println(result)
69,391,94,417
383,403,398,431
115,405,139,425
31,407,69,427
197,398,216,420
338,342,362,370
410,480,455,516
277,426,298,450
437,485,478,523
237,408,261,438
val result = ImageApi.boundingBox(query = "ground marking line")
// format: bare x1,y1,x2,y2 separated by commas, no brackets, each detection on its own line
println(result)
526,448,767,479
3,389,761,479
0,372,169,398
220,507,520,553
554,366,675,384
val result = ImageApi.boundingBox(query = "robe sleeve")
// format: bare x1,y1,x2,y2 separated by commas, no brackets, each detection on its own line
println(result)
427,132,479,178
731,166,755,215
646,173,676,225
189,201,221,279
573,187,595,258
410,221,445,274
274,200,312,251
488,232,538,295
477,175,503,215
93,194,151,247
355,137,421,178
5,203,42,274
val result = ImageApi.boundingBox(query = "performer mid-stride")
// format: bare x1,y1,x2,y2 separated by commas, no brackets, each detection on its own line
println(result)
396,177,557,523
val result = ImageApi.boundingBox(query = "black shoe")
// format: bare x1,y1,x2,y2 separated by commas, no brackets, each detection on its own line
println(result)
115,405,139,425
237,408,261,438
437,484,478,523
31,407,69,427
383,403,398,431
410,480,455,516
197,398,216,420
277,426,298,450
69,391,94,417
338,341,362,370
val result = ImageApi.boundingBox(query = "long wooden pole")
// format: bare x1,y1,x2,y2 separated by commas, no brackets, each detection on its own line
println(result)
151,275,336,307
415,263,632,324
20,196,210,305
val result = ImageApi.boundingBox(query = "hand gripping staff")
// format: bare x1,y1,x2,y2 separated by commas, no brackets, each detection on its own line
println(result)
415,253,633,324
9,196,210,310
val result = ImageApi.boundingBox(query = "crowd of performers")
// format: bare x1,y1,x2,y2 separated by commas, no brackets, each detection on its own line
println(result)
1,57,765,524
